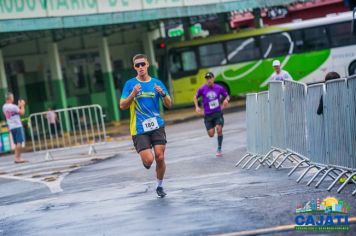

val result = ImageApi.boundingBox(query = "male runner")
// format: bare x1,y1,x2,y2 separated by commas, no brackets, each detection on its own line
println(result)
120,54,172,198
194,72,230,157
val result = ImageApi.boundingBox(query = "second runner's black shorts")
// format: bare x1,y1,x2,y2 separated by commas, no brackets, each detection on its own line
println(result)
204,112,224,130
132,126,167,153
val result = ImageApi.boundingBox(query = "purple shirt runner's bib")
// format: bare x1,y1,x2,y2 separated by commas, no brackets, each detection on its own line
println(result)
195,84,228,115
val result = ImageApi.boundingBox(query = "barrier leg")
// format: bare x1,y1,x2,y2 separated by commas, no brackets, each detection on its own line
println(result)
268,152,286,168
288,160,309,176
259,149,277,164
337,172,356,193
88,145,97,155
246,157,260,169
235,153,252,167
352,188,356,196
315,168,336,188
329,170,340,180
307,167,327,186
275,153,293,169
45,151,54,161
296,165,316,183
241,155,257,169
255,149,279,170
327,170,349,191
247,155,271,169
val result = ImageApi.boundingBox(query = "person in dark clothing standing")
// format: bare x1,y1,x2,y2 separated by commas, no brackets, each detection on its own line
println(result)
317,72,341,115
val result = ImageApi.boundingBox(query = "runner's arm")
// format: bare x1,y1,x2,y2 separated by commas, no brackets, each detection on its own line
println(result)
120,83,141,110
193,88,202,110
162,95,172,109
155,81,171,109
193,96,200,109
18,100,26,116
120,93,135,110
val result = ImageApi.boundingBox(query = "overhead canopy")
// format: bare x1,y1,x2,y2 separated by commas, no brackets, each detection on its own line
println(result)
0,0,298,33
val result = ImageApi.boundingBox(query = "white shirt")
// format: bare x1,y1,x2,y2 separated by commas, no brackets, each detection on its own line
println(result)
47,111,57,124
270,70,293,81
2,103,22,130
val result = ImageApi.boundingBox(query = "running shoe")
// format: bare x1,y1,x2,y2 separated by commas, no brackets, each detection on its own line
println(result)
156,186,167,198
216,148,223,157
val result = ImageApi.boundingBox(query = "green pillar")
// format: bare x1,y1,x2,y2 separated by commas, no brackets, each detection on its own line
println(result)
17,74,29,116
48,42,70,130
0,49,8,103
99,37,120,122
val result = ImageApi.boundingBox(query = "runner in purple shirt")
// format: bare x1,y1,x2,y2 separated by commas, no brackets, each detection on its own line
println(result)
193,72,230,157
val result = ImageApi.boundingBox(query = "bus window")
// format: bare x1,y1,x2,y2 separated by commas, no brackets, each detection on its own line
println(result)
328,22,356,47
303,26,329,51
170,53,182,74
225,37,260,63
198,43,226,67
291,30,304,52
182,51,198,71
260,33,293,58
169,49,198,79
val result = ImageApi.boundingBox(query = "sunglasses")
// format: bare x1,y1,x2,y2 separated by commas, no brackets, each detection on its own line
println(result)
205,76,213,79
134,62,146,68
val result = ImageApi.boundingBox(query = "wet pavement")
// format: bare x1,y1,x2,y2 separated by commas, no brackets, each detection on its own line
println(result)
0,111,355,236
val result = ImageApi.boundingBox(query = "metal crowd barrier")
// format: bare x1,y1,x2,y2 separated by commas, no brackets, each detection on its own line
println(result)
236,93,258,167
236,92,273,168
236,76,356,195
302,83,331,187
283,81,311,177
343,76,356,195
261,81,310,171
322,77,356,194
29,105,107,159
259,81,290,169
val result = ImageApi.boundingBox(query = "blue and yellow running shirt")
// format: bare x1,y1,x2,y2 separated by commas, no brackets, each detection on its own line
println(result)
121,77,169,136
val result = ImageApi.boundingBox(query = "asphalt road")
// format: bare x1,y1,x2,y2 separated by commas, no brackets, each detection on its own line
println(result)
0,111,355,236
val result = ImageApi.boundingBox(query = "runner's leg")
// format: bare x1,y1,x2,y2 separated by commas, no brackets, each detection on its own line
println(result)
139,149,154,169
153,144,166,182
216,125,223,150
207,128,215,137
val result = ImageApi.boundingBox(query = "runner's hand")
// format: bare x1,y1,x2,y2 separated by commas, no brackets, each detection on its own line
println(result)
222,99,229,109
154,84,165,96
131,84,141,96
195,107,202,114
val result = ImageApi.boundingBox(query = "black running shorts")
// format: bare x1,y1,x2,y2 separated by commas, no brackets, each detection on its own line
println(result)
132,127,167,153
204,112,224,130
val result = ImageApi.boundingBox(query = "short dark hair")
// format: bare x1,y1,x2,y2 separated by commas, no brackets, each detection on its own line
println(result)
132,54,148,63
325,72,340,81
205,72,214,78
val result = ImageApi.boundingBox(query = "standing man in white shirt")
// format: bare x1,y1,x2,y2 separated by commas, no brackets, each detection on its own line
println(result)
46,107,58,136
270,60,293,81
2,92,27,164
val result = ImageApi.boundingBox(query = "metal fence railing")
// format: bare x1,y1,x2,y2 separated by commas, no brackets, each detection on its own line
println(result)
236,76,356,195
29,105,106,159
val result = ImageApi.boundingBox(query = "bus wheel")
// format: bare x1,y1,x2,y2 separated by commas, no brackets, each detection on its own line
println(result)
349,61,356,76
